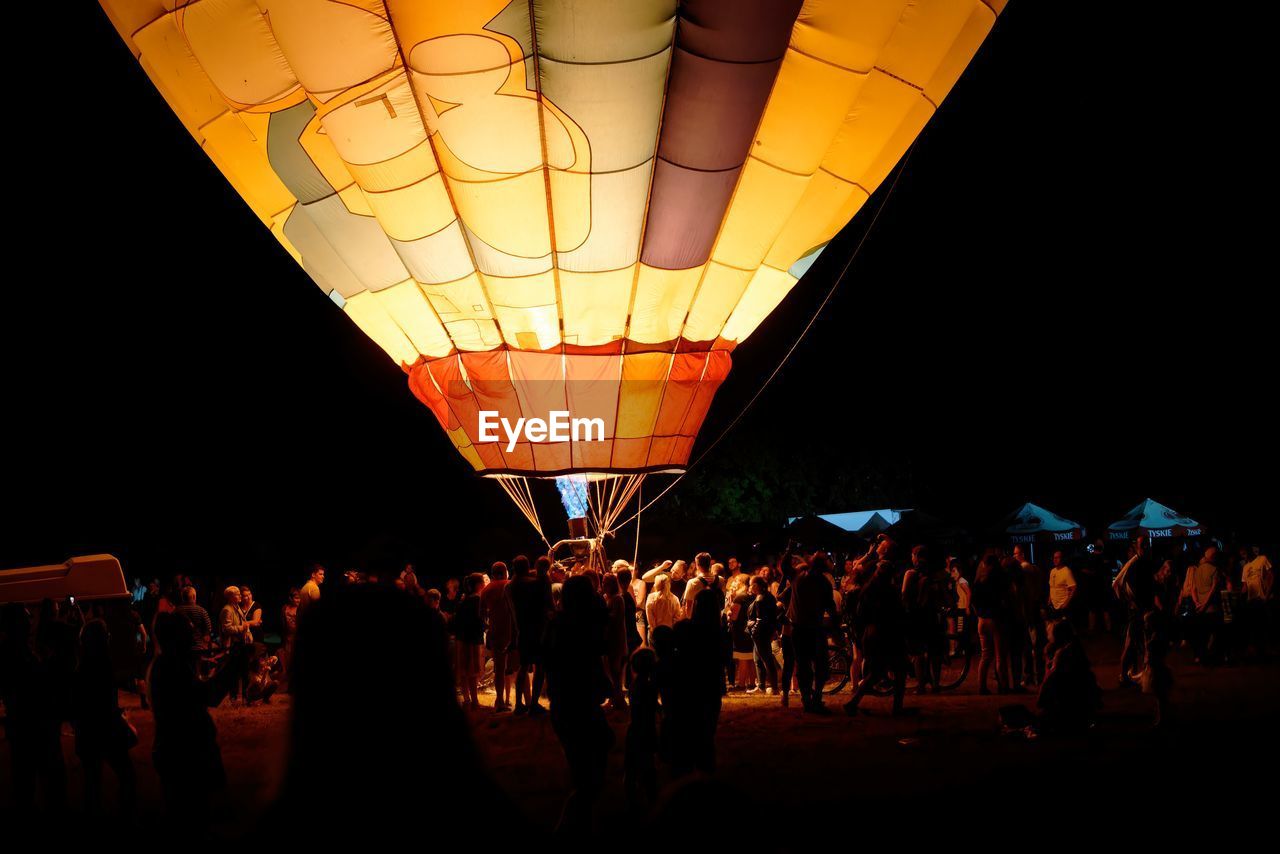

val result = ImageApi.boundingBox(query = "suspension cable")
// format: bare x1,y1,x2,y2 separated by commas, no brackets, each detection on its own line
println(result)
496,476,551,548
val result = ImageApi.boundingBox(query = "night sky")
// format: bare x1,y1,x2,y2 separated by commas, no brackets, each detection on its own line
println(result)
3,5,1272,583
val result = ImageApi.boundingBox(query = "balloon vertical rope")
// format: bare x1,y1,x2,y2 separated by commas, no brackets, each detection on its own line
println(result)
498,476,551,548
632,478,642,569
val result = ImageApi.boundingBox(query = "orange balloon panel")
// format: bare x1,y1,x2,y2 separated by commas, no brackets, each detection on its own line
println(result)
101,0,1004,477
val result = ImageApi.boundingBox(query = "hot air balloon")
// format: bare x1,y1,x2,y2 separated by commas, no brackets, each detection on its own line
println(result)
100,0,1006,551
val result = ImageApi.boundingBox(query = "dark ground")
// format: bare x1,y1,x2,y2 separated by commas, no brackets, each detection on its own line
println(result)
5,634,1278,845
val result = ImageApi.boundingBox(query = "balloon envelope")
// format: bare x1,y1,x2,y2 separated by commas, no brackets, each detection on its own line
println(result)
101,0,1004,477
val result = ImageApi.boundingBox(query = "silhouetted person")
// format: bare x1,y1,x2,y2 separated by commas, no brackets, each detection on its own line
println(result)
1013,544,1047,686
509,554,553,716
1115,535,1157,685
3,602,69,813
264,585,522,845
280,587,300,686
452,573,486,708
148,611,229,831
544,575,614,837
602,573,629,710
775,556,797,707
1141,608,1173,728
625,646,659,807
615,565,643,657
671,588,724,775
480,561,517,712
747,576,779,693
844,561,909,716
174,585,212,653
1036,619,1100,735
789,554,836,713
1002,555,1030,692
219,585,252,705
73,619,137,818
651,624,679,765
973,554,1011,694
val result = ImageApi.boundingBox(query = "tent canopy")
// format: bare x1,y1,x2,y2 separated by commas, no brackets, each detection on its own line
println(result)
885,510,967,544
787,509,903,535
999,502,1083,545
1107,499,1203,541
785,514,853,547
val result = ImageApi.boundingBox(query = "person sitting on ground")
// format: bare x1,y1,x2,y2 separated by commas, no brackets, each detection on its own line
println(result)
246,653,279,705
1035,619,1100,735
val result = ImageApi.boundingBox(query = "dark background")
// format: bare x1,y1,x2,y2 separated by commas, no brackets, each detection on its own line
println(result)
2,5,1272,587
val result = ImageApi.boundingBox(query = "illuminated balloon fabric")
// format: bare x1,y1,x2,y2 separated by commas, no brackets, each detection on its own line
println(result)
102,0,1004,478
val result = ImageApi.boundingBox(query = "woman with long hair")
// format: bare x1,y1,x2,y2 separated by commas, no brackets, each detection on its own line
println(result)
451,573,486,709
644,574,682,643
973,553,1011,694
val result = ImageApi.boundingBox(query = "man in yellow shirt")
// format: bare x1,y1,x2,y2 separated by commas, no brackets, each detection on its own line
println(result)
299,564,325,611
1048,549,1078,618
1241,547,1273,602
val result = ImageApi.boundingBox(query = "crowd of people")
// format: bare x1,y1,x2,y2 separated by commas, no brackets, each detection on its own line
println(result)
415,533,1274,829
0,533,1273,835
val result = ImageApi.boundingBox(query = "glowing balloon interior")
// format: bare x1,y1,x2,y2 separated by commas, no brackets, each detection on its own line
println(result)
100,0,1005,531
